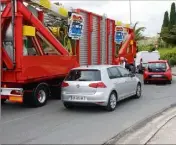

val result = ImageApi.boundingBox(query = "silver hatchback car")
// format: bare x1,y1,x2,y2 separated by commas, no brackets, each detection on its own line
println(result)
61,65,142,111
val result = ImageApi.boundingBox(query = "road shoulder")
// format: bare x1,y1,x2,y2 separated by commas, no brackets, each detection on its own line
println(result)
104,103,176,144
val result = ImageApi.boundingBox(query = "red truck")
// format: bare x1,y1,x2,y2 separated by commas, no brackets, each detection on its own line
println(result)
1,0,137,107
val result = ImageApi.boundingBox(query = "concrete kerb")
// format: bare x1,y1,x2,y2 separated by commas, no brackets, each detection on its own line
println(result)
103,103,176,145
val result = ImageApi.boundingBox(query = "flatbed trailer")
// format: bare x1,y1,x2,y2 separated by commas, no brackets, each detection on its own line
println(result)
1,0,137,107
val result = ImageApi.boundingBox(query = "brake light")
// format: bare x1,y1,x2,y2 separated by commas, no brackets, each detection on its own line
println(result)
61,82,69,88
89,82,107,88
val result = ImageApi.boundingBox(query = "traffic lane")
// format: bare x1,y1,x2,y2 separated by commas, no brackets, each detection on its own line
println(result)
1,76,176,144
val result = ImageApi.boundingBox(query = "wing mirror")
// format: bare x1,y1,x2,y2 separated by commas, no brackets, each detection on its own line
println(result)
129,72,135,77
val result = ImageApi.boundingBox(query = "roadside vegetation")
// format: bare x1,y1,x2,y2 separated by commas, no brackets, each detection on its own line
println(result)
137,2,176,66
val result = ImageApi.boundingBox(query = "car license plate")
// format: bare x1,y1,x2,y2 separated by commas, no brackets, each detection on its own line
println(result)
70,96,86,101
152,75,162,77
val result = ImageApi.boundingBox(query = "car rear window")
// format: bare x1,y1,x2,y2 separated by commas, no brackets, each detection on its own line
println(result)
65,69,101,81
148,62,166,69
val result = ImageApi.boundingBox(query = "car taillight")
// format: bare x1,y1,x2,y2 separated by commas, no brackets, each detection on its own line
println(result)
89,82,107,88
61,82,69,88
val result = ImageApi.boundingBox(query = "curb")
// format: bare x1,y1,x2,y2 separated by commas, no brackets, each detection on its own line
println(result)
103,103,176,145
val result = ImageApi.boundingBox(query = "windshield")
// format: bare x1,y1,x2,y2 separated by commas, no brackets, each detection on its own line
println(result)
142,63,148,68
148,62,166,70
65,69,101,81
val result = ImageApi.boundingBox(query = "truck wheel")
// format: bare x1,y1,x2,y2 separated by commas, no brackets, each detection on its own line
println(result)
1,99,6,104
31,84,49,107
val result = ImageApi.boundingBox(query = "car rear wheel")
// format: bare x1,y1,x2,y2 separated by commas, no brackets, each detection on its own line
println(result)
144,80,148,84
134,83,142,99
168,80,172,84
106,92,117,112
64,102,74,109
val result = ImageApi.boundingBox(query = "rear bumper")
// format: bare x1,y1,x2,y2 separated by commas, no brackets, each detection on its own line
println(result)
144,74,171,81
61,91,108,106
1,88,23,103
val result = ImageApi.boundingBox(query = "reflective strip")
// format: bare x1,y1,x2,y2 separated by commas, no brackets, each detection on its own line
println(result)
1,88,23,96
9,95,23,103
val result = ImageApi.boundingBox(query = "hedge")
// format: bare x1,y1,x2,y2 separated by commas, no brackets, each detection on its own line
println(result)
159,48,176,66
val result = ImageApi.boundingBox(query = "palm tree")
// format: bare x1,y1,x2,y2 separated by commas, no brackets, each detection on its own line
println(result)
133,22,146,41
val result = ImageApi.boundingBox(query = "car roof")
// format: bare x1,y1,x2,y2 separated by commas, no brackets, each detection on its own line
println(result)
71,65,120,70
148,60,167,63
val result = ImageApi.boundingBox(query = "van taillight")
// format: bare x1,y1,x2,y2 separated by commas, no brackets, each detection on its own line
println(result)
89,82,107,88
61,82,69,88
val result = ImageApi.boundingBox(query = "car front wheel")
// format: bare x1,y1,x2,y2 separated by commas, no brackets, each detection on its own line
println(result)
134,83,142,99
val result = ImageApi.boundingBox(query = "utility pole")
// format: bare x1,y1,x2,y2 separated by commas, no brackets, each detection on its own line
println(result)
129,0,132,24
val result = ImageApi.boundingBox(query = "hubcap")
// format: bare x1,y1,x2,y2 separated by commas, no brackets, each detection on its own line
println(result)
110,94,116,109
137,85,141,96
37,90,46,103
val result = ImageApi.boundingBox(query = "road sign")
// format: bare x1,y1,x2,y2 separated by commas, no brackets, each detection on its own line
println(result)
115,26,124,44
68,13,84,40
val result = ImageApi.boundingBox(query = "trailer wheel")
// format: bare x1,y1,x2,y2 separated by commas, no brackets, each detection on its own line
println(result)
1,99,6,104
31,84,49,107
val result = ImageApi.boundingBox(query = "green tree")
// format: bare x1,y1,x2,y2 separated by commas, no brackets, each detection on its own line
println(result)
133,22,146,41
161,2,176,46
162,11,169,28
169,2,176,29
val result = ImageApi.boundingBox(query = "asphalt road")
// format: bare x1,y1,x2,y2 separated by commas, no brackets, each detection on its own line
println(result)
1,75,176,144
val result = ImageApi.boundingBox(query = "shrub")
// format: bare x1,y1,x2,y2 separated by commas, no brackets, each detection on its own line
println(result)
159,48,176,66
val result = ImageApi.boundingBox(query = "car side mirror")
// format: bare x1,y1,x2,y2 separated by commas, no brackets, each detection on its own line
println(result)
129,72,135,77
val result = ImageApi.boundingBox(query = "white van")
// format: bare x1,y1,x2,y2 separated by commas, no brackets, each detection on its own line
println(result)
135,51,160,73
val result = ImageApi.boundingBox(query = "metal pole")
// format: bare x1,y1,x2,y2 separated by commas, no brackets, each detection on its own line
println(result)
11,0,16,65
129,0,132,24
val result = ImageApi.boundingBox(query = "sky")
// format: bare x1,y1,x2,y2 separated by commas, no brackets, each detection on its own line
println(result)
52,0,175,37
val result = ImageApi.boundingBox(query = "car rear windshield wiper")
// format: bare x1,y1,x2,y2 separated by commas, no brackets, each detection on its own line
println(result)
78,79,91,81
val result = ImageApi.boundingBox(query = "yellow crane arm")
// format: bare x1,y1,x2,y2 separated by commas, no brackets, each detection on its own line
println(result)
26,0,69,19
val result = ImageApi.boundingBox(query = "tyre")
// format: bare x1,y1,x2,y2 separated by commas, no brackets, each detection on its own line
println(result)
106,91,117,112
64,102,74,109
30,84,49,107
144,80,148,84
168,80,172,84
134,83,142,99
1,99,6,104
